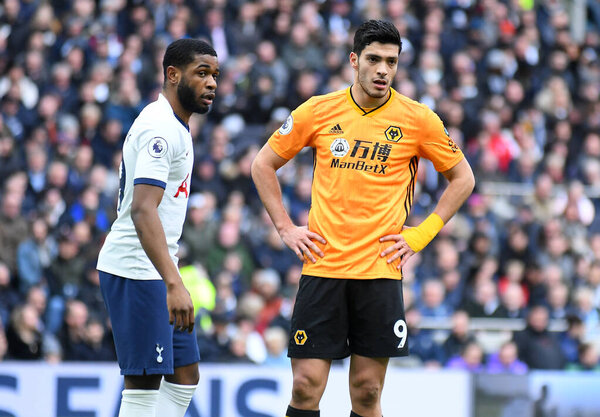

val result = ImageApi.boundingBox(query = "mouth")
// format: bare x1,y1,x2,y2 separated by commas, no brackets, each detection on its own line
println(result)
201,93,215,106
373,79,387,90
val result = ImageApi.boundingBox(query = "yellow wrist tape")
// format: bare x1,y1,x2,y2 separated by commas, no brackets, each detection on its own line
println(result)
400,213,444,253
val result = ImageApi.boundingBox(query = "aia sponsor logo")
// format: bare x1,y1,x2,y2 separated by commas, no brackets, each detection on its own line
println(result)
174,173,190,198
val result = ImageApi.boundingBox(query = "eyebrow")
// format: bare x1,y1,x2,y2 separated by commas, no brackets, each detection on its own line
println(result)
365,54,397,60
195,63,220,71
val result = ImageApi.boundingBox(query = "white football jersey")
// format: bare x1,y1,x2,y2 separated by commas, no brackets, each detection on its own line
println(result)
97,94,194,280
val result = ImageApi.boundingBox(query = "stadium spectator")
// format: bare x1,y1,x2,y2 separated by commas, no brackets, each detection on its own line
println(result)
24,285,47,320
441,310,476,364
57,299,89,361
496,282,527,319
234,294,268,363
197,312,234,363
513,305,566,370
486,341,528,374
47,232,85,301
446,341,485,373
250,268,283,335
0,261,20,328
0,191,28,274
567,343,600,372
78,317,116,362
462,278,502,318
263,326,289,367
0,322,7,361
546,282,572,320
418,279,453,318
440,269,464,310
181,192,219,266
16,217,57,294
6,303,43,360
204,219,255,283
571,286,600,333
406,307,445,367
0,129,21,181
77,266,108,323
221,330,254,364
559,315,585,365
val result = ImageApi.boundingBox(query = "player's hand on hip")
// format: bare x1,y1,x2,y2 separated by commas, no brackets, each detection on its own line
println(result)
279,225,326,263
166,282,195,333
379,232,415,269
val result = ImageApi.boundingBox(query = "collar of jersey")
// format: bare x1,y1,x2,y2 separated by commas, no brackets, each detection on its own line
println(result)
158,93,190,132
346,86,394,117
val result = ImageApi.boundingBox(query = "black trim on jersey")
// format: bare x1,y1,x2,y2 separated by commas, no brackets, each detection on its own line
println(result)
117,158,126,212
403,156,418,219
311,146,317,219
349,85,392,116
173,112,190,132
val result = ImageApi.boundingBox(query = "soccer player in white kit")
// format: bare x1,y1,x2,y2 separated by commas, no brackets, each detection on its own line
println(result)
96,39,218,417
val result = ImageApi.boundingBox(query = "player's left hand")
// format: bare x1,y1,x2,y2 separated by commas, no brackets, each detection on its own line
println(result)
379,231,415,269
166,281,195,333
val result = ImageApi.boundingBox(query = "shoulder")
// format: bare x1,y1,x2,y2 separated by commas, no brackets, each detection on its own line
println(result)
133,104,187,145
136,99,166,123
296,89,347,122
293,89,346,112
310,88,347,106
391,90,434,116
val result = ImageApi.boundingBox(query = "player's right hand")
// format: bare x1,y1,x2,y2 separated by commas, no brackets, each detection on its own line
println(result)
166,281,195,333
279,225,326,263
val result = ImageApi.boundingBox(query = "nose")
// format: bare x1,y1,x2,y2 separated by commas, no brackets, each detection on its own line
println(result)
376,62,387,77
206,76,217,91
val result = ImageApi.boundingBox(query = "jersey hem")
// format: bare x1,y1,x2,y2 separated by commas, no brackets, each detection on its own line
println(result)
96,266,162,281
300,270,403,280
434,153,464,173
121,367,174,376
267,141,296,160
287,350,351,360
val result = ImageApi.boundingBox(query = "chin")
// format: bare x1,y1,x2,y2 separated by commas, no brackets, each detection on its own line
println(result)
369,89,388,99
194,105,210,115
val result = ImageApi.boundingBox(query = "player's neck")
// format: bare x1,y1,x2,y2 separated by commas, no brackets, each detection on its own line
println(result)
350,83,390,109
162,88,192,125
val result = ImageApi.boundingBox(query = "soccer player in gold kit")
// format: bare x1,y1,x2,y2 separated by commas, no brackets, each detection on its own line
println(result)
251,20,475,417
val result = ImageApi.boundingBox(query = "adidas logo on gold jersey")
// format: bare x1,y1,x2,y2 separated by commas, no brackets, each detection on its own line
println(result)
329,123,343,134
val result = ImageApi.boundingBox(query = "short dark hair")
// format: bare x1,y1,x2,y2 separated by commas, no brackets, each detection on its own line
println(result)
162,39,217,80
353,20,402,56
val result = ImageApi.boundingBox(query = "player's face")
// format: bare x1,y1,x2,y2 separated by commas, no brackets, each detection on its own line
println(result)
177,54,219,115
351,42,399,102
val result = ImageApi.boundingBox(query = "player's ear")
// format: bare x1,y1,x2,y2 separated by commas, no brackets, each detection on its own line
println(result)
349,52,359,70
166,65,181,86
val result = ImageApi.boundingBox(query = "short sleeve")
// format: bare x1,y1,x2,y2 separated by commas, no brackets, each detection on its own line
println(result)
418,107,464,172
267,99,315,160
133,134,177,189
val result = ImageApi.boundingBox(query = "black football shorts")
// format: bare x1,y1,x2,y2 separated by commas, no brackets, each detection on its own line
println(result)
287,275,409,359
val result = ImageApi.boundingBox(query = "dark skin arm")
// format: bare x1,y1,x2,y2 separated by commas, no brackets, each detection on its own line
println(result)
251,144,326,262
131,184,194,333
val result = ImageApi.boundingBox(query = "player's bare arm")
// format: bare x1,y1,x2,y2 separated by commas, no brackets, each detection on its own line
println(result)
251,144,326,263
131,183,195,333
380,158,475,267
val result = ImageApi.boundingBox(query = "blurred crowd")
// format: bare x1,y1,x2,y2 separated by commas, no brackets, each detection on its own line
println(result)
0,0,599,373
